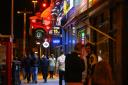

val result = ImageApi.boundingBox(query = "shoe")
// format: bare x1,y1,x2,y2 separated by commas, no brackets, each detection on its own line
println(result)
35,81,37,83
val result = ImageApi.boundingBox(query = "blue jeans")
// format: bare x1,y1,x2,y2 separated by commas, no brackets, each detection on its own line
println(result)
31,67,38,82
59,70,65,85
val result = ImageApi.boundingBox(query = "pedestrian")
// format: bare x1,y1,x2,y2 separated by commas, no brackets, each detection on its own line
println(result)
81,46,88,85
49,54,56,79
91,55,114,85
56,51,66,85
21,53,27,80
84,43,94,85
40,54,49,83
24,52,32,83
65,42,85,85
31,51,39,83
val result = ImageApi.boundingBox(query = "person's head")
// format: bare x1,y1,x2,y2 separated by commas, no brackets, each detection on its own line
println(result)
74,42,83,52
51,54,54,58
51,54,54,56
85,42,96,55
60,51,64,55
74,42,85,57
85,43,92,54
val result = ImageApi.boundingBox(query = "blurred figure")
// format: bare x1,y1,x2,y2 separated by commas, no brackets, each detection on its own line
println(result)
40,54,49,83
56,51,66,85
65,43,85,85
24,53,32,83
91,55,114,85
84,43,94,85
21,54,27,80
31,51,39,83
81,46,88,85
49,54,56,79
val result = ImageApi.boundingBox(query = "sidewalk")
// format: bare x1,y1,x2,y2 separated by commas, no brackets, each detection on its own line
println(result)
20,73,65,85
21,78,59,85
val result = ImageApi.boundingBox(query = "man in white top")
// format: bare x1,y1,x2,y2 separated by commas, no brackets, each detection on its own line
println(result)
49,54,56,78
56,51,66,85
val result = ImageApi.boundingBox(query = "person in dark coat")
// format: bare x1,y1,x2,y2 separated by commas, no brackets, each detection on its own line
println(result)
91,56,114,85
24,53,32,83
31,52,39,83
65,43,85,85
40,54,49,83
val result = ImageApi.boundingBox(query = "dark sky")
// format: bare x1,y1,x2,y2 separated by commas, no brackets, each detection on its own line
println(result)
0,0,46,39
1,0,12,35
0,0,33,39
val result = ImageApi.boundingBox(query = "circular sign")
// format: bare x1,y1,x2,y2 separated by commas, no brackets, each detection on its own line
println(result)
35,29,45,39
43,41,49,48
36,31,42,38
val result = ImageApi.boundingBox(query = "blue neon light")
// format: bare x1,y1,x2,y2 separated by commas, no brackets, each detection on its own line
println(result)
52,39,60,44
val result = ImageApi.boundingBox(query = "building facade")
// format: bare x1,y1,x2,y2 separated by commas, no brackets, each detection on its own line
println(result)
60,0,128,85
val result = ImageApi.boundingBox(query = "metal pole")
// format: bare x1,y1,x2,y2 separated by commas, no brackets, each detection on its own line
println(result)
11,0,14,38
32,0,38,14
11,0,14,61
23,13,26,56
17,10,32,56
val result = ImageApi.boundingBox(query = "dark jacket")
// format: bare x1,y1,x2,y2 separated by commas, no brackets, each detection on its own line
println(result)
40,57,49,73
65,52,85,82
24,56,32,72
31,54,39,67
91,61,113,85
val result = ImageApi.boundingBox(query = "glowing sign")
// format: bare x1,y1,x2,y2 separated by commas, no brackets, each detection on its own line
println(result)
52,39,60,44
43,41,49,48
35,29,44,39
53,27,60,35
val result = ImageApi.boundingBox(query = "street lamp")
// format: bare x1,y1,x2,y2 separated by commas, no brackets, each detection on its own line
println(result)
32,0,38,13
17,10,32,56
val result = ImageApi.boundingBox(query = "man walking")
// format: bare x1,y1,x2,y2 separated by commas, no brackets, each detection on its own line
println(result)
56,51,66,85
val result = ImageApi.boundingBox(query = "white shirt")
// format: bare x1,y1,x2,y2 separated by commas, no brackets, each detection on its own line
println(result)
49,57,56,67
56,54,66,71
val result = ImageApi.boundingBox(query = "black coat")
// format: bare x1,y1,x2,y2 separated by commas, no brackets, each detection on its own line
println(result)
65,52,85,82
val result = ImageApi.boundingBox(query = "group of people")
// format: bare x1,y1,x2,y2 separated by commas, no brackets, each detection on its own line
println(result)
21,42,114,85
21,51,57,83
21,51,39,83
56,42,114,85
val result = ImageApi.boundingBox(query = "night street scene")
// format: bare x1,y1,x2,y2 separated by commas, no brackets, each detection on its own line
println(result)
0,0,128,85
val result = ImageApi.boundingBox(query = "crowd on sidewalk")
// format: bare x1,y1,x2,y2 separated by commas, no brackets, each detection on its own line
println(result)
19,42,114,85
21,50,57,84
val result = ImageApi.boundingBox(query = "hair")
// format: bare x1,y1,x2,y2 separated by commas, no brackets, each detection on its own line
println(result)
74,42,83,52
60,51,64,54
85,43,96,54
